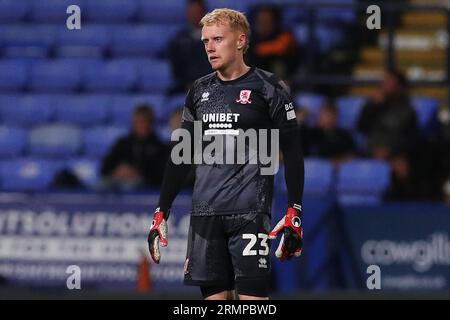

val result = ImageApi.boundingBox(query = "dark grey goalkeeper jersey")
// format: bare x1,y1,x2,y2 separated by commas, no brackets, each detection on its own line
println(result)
181,67,299,217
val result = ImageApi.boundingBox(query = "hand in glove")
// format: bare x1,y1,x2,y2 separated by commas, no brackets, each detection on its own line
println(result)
269,205,303,261
147,208,168,264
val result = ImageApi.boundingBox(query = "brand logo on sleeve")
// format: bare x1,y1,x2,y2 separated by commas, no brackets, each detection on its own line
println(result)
236,90,252,104
201,92,210,102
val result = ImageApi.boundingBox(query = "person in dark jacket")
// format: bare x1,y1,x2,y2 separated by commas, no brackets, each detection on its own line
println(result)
357,68,419,159
357,69,425,200
99,104,168,192
307,102,356,163
168,0,212,93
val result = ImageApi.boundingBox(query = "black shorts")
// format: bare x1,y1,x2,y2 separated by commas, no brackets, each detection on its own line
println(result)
183,212,271,288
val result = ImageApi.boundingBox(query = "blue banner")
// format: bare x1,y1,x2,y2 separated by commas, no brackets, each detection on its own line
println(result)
340,203,450,291
0,192,193,291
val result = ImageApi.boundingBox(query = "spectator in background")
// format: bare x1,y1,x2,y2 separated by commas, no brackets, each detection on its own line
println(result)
98,104,168,192
357,69,423,200
168,0,212,93
357,68,419,159
246,5,298,81
306,102,356,164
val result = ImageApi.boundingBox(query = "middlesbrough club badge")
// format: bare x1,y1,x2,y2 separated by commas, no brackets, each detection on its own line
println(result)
236,90,252,104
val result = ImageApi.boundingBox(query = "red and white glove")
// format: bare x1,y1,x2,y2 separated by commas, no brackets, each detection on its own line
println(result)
147,208,168,264
269,204,303,261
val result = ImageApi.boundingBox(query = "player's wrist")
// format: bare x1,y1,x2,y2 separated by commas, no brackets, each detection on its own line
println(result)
288,203,302,215
154,206,170,220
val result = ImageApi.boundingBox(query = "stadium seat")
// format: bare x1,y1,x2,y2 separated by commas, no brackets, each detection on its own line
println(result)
315,0,356,25
111,25,180,57
84,0,137,22
111,95,166,125
137,60,173,93
0,95,53,126
83,126,128,158
304,158,334,194
0,60,28,92
0,25,56,59
275,158,334,195
336,95,366,130
294,93,327,126
53,95,110,126
82,60,137,92
0,126,27,157
293,24,345,53
315,26,345,52
29,124,82,157
0,158,59,191
29,0,84,23
67,158,100,189
137,0,186,23
55,25,111,58
411,96,439,130
337,159,390,204
29,60,81,92
207,0,251,13
166,94,186,111
0,0,29,23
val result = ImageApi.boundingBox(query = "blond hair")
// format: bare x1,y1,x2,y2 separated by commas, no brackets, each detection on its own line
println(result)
199,8,251,53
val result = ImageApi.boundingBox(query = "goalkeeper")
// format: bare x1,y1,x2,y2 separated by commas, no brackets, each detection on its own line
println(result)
148,8,304,300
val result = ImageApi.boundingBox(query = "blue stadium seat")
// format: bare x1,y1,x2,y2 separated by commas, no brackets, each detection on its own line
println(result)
68,158,100,189
337,159,390,204
0,0,29,23
111,95,166,125
29,124,82,157
0,95,53,126
207,0,252,13
282,7,306,28
111,25,180,57
336,96,366,130
314,0,356,24
53,95,110,126
275,158,334,195
294,93,327,126
29,60,81,92
83,126,128,158
166,94,186,111
0,126,27,157
304,158,334,194
315,26,345,52
29,0,84,23
82,60,137,92
55,25,110,58
293,24,345,53
137,0,186,23
85,0,137,22
411,96,439,130
0,158,59,191
0,60,28,92
137,60,173,93
0,25,56,58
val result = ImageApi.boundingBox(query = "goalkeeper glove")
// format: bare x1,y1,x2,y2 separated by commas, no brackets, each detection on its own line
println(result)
147,208,168,264
269,204,303,261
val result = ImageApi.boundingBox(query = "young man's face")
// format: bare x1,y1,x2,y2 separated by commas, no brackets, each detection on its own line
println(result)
201,22,243,72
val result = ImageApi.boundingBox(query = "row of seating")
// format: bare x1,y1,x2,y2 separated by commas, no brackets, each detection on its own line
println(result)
0,157,389,202
0,94,184,124
0,92,438,132
0,59,173,93
0,0,356,25
0,22,352,60
276,158,391,205
0,24,182,59
296,93,440,131
0,124,128,159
